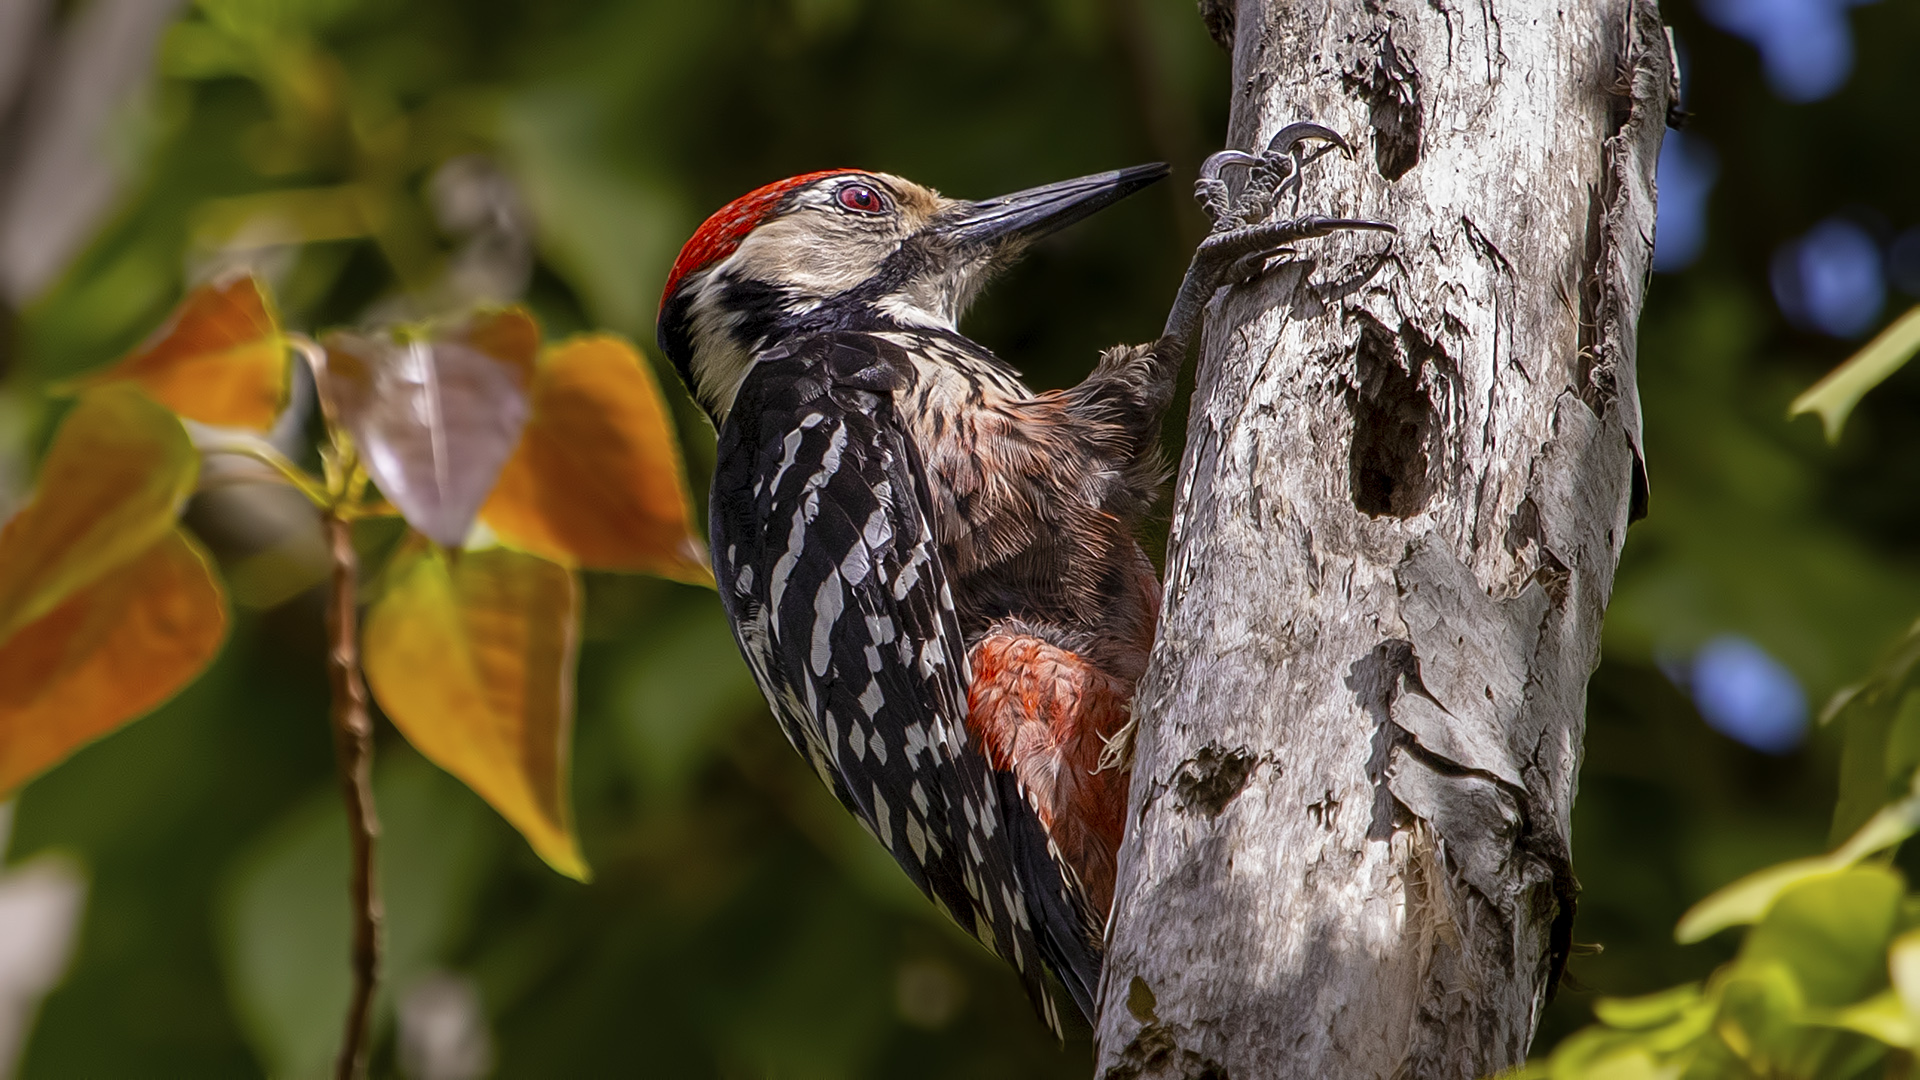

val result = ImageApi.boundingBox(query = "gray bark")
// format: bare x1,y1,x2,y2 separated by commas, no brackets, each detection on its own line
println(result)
1095,2,1672,1076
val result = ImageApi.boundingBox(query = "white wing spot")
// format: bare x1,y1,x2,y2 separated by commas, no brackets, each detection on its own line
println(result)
808,423,848,489
905,814,928,863
974,910,996,952
822,708,841,767
769,427,806,495
809,573,845,677
872,785,892,845
892,541,929,600
840,541,871,587
768,503,808,619
862,507,892,550
904,725,930,764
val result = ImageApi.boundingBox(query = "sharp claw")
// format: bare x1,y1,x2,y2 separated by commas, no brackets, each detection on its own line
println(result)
1264,121,1351,158
1225,250,1287,284
1198,150,1261,182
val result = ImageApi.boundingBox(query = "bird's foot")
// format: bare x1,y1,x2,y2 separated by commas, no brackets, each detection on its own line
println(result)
1196,121,1353,232
1193,121,1394,280
1162,122,1394,350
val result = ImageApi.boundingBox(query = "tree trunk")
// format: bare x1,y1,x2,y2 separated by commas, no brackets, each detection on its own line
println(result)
1095,2,1672,1076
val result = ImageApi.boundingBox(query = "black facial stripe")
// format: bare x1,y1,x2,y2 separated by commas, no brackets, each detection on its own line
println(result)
656,287,698,388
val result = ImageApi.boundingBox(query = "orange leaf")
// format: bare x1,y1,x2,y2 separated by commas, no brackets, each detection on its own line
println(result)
0,386,198,641
481,335,710,584
363,538,587,879
68,274,288,430
318,309,539,547
0,529,228,794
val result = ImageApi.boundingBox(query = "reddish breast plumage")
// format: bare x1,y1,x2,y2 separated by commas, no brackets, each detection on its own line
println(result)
966,634,1135,919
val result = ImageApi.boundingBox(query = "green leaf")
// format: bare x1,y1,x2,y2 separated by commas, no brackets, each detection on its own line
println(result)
1712,961,1806,1063
1679,798,1920,943
1889,930,1920,1031
1827,616,1920,841
1592,985,1704,1031
1789,304,1920,444
1573,1048,1675,1080
1817,991,1916,1048
1741,867,1902,1007
1533,1027,1685,1080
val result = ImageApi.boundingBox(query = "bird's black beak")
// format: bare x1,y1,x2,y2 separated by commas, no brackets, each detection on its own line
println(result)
937,163,1169,247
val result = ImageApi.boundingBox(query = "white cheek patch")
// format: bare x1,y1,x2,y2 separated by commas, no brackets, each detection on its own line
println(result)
732,215,893,299
685,273,760,422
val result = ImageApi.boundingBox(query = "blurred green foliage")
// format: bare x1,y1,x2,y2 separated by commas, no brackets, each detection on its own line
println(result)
1,0,1919,1076
1524,606,1920,1077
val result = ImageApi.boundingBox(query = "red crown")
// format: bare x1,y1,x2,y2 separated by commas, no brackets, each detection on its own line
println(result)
660,170,862,311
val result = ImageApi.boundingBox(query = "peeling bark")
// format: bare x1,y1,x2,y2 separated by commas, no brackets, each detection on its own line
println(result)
1096,2,1672,1075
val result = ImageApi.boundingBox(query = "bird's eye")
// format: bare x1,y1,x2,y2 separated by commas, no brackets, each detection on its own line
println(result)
836,183,886,214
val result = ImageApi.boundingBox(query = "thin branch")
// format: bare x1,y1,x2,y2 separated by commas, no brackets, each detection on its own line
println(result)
324,509,381,1080
182,419,331,505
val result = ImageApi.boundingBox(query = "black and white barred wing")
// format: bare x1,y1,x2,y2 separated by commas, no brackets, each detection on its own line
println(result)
708,332,1057,1025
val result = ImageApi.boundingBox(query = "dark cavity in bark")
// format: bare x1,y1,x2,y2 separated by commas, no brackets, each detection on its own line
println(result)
1173,744,1259,817
1344,25,1424,180
1347,316,1435,518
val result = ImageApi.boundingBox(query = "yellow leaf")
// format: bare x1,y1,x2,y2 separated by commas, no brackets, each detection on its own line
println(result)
482,335,710,584
0,529,227,794
65,274,288,430
363,538,587,879
0,386,198,641
1789,304,1920,444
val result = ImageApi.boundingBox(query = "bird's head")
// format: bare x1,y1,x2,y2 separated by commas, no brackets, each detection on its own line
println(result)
657,163,1168,424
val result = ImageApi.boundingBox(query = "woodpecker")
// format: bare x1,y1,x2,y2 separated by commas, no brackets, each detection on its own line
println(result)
657,127,1388,1028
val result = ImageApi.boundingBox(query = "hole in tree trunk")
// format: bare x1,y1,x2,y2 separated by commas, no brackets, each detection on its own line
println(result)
1342,25,1423,181
1346,317,1435,517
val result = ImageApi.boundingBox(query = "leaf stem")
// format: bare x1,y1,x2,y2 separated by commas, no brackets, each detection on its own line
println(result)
324,509,381,1080
228,443,332,505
